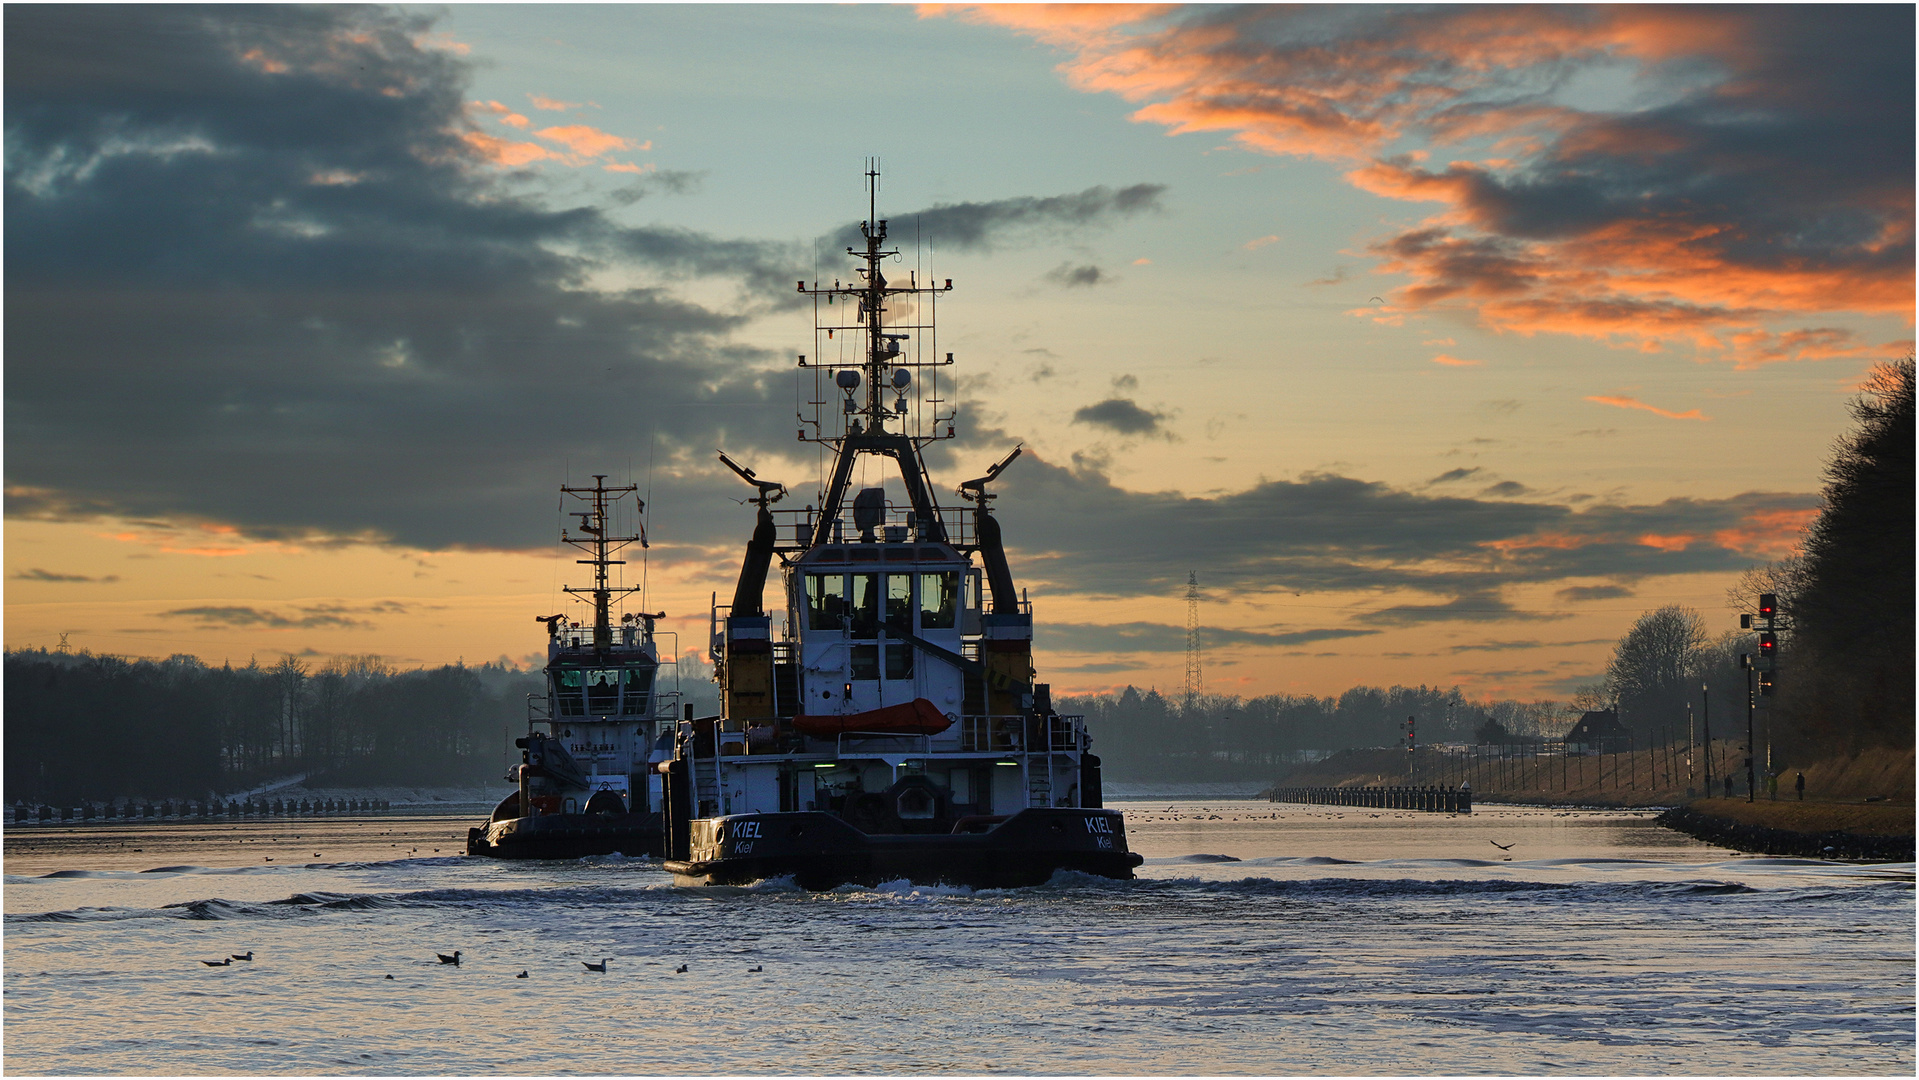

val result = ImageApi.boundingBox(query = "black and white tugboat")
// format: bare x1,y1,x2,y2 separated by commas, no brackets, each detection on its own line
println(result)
467,477,679,860
660,168,1142,888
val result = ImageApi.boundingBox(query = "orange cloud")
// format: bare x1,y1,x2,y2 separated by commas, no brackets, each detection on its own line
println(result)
1243,234,1280,250
1585,395,1708,421
603,162,649,175
473,100,531,129
932,5,1915,364
1711,507,1819,559
1635,533,1698,552
461,130,560,168
534,125,637,158
528,94,584,111
1431,354,1482,367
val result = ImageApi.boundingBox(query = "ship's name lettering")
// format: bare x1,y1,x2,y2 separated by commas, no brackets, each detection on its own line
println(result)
1083,817,1113,834
730,819,762,840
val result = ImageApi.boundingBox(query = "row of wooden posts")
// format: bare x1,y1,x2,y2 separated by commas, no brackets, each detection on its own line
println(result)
1419,738,1755,798
1270,785,1473,813
10,797,390,823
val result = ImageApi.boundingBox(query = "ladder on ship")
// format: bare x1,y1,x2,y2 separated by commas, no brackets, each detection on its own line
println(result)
693,754,722,818
1027,755,1053,809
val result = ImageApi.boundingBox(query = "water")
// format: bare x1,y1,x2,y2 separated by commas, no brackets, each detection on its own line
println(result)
6,801,1912,1074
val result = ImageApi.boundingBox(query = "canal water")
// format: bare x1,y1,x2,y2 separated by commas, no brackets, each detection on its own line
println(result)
5,801,1911,1074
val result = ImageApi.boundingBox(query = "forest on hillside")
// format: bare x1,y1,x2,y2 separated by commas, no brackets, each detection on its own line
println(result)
5,650,539,804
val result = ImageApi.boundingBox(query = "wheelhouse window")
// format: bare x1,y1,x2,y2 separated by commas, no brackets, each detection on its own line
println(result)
555,669,585,716
806,574,846,631
621,667,653,715
586,669,620,713
919,571,958,629
848,573,880,639
885,574,912,635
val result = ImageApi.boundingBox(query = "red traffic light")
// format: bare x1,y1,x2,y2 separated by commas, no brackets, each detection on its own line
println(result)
1758,593,1776,616
1758,632,1776,657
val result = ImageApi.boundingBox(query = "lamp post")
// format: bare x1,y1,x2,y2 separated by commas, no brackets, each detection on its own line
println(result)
1700,684,1712,798
1741,655,1756,803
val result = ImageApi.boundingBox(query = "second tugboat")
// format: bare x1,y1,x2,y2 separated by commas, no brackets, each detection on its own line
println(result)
467,477,680,860
661,168,1142,888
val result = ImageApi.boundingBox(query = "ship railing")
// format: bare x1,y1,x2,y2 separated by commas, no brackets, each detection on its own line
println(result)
766,503,983,550
526,693,553,732
958,714,1027,753
1050,714,1088,752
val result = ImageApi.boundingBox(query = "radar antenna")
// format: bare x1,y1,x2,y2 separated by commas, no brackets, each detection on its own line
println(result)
558,475,646,652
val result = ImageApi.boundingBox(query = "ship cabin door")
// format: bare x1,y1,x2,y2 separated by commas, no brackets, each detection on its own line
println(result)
794,543,966,717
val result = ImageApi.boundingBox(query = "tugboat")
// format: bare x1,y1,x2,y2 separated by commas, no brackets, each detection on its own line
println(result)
466,477,680,859
660,167,1142,888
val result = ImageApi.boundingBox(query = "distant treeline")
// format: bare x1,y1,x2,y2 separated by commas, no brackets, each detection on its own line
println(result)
1062,684,1569,782
5,650,540,804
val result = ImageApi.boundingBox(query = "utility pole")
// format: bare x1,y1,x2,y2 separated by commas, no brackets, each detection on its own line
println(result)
1700,684,1712,798
1406,715,1416,782
1184,571,1202,715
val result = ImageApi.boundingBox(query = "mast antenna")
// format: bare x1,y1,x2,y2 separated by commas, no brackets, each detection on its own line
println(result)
1184,572,1202,714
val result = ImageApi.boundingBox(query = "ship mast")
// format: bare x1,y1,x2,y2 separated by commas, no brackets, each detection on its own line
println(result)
795,162,957,548
560,475,645,652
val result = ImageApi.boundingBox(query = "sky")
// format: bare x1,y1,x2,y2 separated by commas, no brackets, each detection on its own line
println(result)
6,3,1912,704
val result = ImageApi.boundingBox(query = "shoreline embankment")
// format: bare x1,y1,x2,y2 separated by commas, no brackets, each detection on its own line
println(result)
1263,744,1913,860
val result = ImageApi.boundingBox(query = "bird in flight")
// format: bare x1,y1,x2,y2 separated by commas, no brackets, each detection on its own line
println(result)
1489,840,1515,851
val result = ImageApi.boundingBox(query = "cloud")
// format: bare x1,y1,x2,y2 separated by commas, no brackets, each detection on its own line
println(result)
527,94,582,111
986,450,1822,619
1243,234,1280,250
1042,621,1380,653
159,601,407,630
834,183,1165,252
1585,395,1708,421
2,5,816,551
1479,481,1530,497
937,5,1915,364
1045,262,1108,288
1431,354,1483,367
1556,584,1633,602
1427,467,1482,485
13,568,119,583
533,124,636,158
1071,397,1167,436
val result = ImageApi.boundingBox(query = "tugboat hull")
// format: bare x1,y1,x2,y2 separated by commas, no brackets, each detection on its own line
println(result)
466,812,661,860
663,808,1142,889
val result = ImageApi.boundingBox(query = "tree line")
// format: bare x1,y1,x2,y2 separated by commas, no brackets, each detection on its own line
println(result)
1062,683,1569,782
4,649,540,804
1600,359,1912,765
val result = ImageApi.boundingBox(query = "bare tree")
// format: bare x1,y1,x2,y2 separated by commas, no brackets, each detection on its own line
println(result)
1605,605,1709,740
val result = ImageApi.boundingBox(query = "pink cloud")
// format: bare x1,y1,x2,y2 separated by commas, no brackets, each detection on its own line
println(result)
528,94,584,111
931,5,1914,365
535,125,636,158
1430,354,1482,367
1584,395,1709,421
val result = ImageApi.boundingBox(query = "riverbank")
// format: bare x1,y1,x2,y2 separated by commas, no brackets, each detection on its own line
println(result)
1659,797,1914,861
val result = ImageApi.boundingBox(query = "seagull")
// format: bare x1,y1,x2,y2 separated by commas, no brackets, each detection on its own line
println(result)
1489,840,1515,851
674,964,688,974
231,951,254,961
517,970,529,978
386,974,394,980
201,959,232,967
748,965,762,973
1369,296,1385,303
437,951,462,966
583,959,607,972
